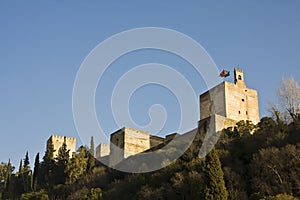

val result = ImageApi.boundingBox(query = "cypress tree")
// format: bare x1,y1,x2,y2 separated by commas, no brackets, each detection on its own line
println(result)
86,136,95,173
41,139,56,189
23,151,30,171
2,159,12,199
90,136,95,157
55,139,70,184
204,148,228,200
18,159,23,174
32,153,40,191
22,151,31,192
86,153,95,173
14,159,25,197
4,159,12,190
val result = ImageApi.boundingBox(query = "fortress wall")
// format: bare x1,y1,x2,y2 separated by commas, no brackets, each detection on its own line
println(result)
109,129,125,166
150,136,164,148
124,127,150,158
96,143,110,158
200,82,226,120
48,135,76,158
225,82,259,124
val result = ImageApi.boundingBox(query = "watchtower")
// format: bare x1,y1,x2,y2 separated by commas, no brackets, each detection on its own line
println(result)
234,68,245,87
109,127,150,166
199,68,259,132
47,134,76,158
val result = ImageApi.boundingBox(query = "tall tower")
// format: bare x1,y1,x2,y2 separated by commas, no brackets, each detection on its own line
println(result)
199,68,259,131
234,68,245,88
47,135,76,158
96,143,110,158
109,127,150,166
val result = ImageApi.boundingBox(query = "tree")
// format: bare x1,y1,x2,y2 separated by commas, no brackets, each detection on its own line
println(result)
270,76,300,123
66,146,88,184
90,136,95,157
13,159,25,197
32,153,40,191
86,136,95,173
0,162,11,194
257,117,277,132
0,162,8,183
40,140,56,189
234,120,255,137
204,148,228,200
86,153,95,173
249,144,300,196
19,151,31,192
23,151,30,172
22,151,31,192
18,159,23,174
55,140,70,184
4,159,12,190
2,159,14,199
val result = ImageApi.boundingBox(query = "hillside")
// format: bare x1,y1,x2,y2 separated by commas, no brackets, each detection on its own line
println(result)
2,116,300,200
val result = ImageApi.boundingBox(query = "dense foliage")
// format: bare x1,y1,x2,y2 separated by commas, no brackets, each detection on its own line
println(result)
1,116,300,199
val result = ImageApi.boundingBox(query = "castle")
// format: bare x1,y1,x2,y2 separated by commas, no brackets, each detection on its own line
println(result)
94,68,260,166
198,68,259,135
200,68,259,124
47,134,76,158
48,68,259,166
95,127,182,166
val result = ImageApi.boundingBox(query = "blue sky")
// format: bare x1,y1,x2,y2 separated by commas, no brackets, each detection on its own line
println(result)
1,1,300,168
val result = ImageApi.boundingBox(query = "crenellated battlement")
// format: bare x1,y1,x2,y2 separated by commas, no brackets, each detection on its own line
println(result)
47,134,76,158
50,134,76,141
234,67,243,73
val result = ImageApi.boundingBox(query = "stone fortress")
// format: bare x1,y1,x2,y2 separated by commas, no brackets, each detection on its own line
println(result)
200,68,259,124
47,134,76,158
198,68,259,135
94,68,260,166
48,68,259,166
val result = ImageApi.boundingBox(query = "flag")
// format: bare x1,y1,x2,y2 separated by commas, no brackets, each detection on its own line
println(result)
219,70,230,77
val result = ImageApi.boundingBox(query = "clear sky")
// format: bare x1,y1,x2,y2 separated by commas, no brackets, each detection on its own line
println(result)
1,1,300,168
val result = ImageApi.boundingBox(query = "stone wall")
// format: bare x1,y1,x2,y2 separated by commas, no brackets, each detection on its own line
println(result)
224,82,259,124
47,134,76,158
150,135,164,148
200,68,259,125
123,127,150,158
200,82,226,120
96,143,110,158
109,129,125,166
109,127,150,166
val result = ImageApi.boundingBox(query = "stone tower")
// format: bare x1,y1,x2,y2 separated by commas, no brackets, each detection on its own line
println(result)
96,143,110,159
109,127,150,166
47,134,76,158
199,68,259,132
234,68,246,88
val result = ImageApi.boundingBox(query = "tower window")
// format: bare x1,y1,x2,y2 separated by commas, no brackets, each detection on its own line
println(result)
242,98,245,102
238,75,242,80
246,111,248,115
238,111,241,114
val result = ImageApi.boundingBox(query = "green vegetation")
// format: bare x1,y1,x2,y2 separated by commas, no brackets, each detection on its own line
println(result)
1,78,300,199
204,148,228,200
1,118,300,199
